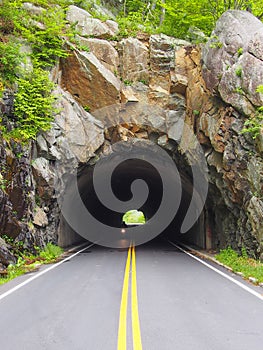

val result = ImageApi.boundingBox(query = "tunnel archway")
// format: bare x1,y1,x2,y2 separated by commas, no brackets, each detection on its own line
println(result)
58,126,208,249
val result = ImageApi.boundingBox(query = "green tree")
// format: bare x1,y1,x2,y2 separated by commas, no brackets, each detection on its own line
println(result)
116,0,263,39
157,0,214,38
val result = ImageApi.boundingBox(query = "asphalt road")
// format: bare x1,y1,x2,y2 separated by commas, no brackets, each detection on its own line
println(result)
0,239,263,350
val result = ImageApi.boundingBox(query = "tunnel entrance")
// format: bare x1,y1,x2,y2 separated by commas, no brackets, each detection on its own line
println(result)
58,128,208,250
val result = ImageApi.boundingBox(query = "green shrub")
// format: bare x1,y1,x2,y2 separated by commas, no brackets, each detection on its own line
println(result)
117,12,153,38
242,110,263,139
78,44,90,52
0,39,24,84
9,68,57,141
39,242,63,262
237,47,243,57
0,242,64,285
124,79,133,86
257,85,263,94
209,35,223,49
235,66,242,77
234,86,243,94
216,247,263,283
83,105,91,112
0,0,17,34
16,5,69,67
0,0,70,141
241,85,263,139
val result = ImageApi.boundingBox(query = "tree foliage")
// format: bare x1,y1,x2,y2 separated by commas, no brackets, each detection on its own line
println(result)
115,0,263,38
0,0,69,140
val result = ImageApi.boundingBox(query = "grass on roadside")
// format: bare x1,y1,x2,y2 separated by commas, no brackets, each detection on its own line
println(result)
215,247,263,284
0,243,63,286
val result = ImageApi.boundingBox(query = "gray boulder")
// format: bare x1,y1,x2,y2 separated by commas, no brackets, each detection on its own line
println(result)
0,237,16,266
66,5,119,38
202,10,263,115
43,87,105,164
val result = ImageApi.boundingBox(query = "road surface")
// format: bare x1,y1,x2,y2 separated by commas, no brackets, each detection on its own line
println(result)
0,239,263,349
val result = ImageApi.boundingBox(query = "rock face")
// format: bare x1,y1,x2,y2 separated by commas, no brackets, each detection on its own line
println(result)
119,38,149,83
0,139,33,239
66,5,119,38
0,7,263,264
32,87,105,246
61,49,121,111
75,36,119,73
0,133,41,265
202,10,263,115
32,87,104,200
149,34,190,106
150,34,189,73
43,87,104,164
0,237,16,266
201,10,263,258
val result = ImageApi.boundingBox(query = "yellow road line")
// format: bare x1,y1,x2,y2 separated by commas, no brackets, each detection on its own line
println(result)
117,245,143,350
131,245,143,350
118,246,131,350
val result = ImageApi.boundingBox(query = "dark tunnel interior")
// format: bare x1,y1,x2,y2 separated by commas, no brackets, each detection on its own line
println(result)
58,157,206,249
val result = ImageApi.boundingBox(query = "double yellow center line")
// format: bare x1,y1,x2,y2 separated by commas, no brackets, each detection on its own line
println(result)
118,245,142,350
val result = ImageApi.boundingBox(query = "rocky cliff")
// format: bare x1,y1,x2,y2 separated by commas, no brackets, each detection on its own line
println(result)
0,5,262,266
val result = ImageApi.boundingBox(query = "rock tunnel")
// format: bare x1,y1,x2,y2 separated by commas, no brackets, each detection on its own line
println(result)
58,129,208,250
1,8,263,265
51,12,263,259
